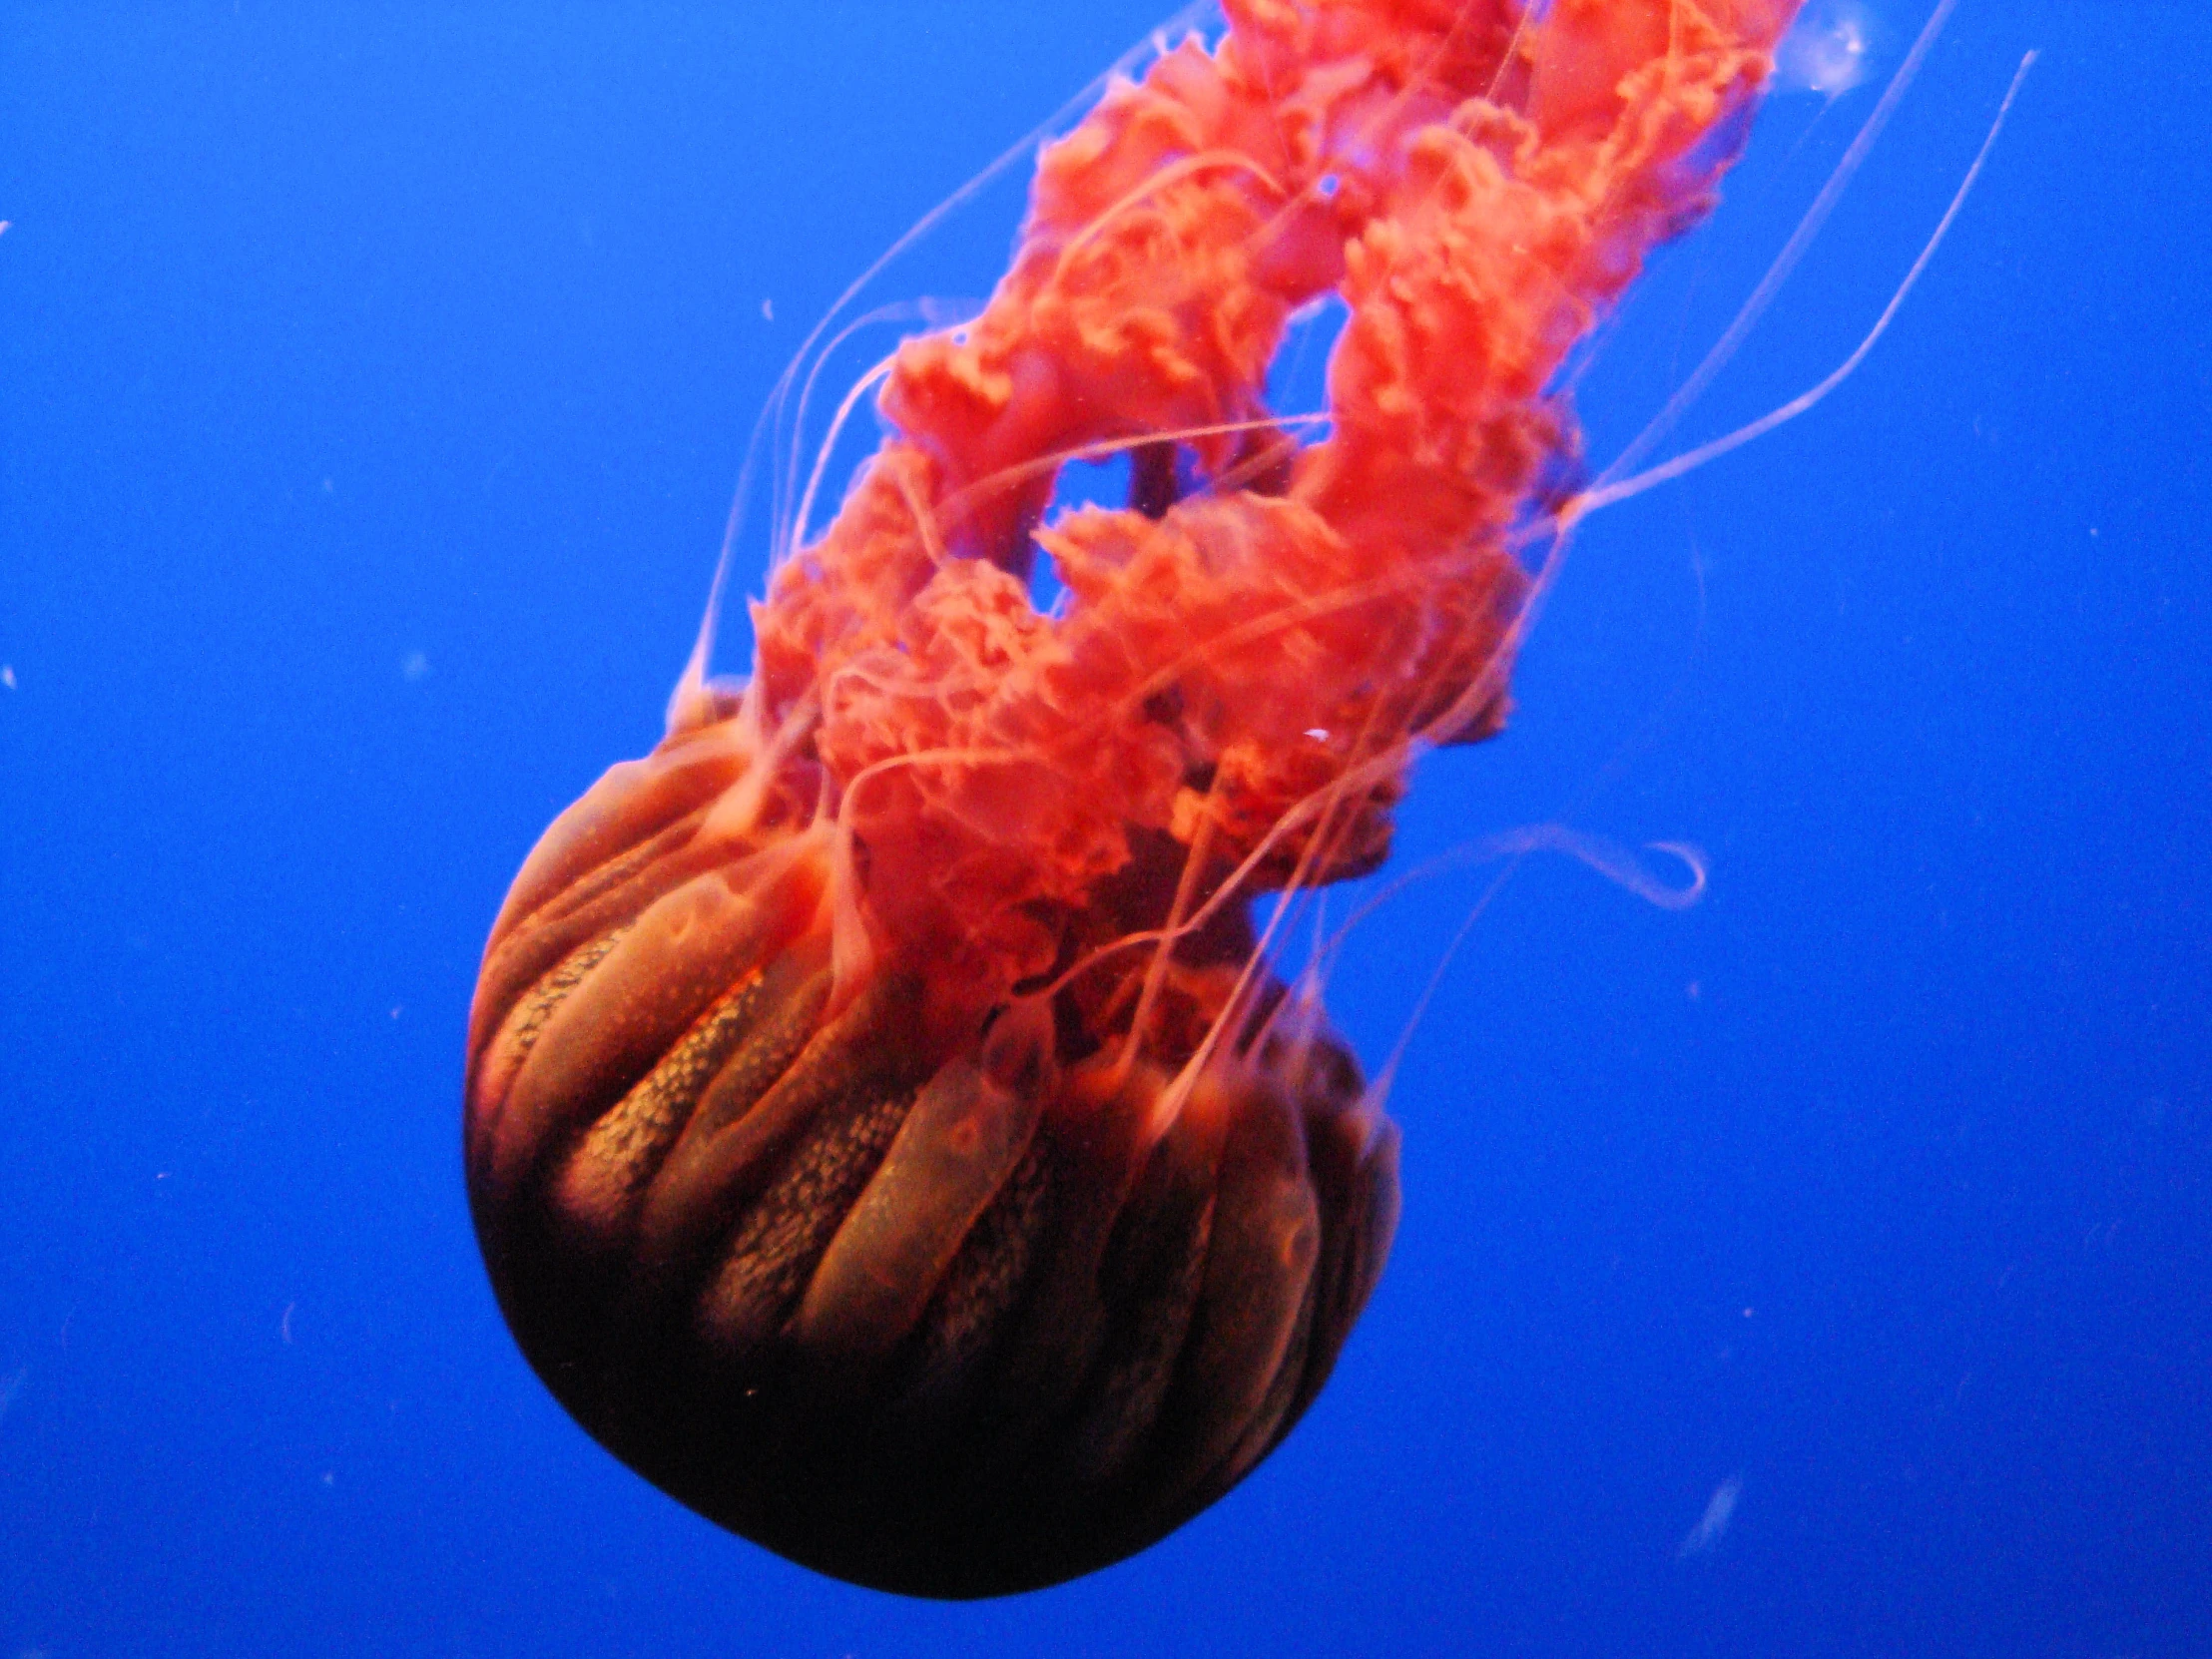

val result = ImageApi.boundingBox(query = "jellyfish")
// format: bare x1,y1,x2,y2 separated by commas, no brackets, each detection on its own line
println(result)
464,0,1809,1599
1776,0,1881,99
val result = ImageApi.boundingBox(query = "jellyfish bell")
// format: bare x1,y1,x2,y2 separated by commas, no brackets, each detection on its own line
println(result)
465,0,1816,1598
465,696,1402,1596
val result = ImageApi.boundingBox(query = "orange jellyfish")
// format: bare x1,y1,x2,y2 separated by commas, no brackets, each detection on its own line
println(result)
464,0,1807,1599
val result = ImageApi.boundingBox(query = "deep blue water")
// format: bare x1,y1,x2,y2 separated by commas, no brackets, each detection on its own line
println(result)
3,4,2206,1654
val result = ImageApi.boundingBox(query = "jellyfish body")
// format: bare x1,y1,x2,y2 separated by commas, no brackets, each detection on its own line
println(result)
465,0,1805,1598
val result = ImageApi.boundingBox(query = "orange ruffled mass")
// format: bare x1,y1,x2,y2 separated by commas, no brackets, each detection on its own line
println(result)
747,0,1803,1034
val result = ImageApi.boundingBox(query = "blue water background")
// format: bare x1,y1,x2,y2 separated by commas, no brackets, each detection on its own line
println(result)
3,3,2206,1653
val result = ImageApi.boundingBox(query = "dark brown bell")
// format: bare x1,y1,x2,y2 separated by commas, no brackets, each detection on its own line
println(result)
463,722,1400,1598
